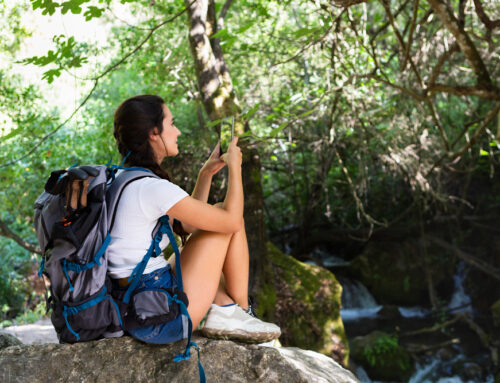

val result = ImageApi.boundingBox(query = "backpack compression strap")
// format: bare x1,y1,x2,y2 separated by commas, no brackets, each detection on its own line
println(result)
109,170,205,382
122,215,205,383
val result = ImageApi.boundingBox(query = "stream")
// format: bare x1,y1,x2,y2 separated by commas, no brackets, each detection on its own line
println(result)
309,250,496,383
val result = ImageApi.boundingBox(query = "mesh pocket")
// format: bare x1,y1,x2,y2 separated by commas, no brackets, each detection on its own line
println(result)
52,285,122,343
121,287,187,331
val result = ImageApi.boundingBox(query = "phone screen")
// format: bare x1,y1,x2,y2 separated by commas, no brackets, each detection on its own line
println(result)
219,116,234,155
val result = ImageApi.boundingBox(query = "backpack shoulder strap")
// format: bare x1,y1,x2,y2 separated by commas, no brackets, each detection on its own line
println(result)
106,168,159,232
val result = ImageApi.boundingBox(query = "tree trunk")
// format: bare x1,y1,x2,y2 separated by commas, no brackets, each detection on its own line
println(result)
184,0,270,294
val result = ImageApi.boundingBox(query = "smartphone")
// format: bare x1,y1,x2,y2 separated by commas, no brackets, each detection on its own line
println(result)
219,116,235,156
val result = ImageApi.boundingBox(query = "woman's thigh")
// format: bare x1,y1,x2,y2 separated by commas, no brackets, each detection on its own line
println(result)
168,229,232,328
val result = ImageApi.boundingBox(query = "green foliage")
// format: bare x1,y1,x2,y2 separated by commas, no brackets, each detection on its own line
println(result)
19,35,88,83
30,0,111,17
0,238,33,323
0,0,499,328
362,333,411,371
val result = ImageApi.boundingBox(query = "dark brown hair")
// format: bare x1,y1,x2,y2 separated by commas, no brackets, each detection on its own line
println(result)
113,95,188,241
113,94,170,180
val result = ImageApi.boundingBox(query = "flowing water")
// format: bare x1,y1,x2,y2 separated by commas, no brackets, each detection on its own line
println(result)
328,254,493,383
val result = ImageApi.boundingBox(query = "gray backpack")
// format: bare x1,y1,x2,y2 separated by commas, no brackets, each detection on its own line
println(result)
34,165,189,336
35,164,205,381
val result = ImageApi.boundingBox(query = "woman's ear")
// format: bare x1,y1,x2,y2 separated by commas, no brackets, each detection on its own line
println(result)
149,127,160,141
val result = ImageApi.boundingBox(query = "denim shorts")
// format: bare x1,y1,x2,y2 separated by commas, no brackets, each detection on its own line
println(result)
126,265,188,344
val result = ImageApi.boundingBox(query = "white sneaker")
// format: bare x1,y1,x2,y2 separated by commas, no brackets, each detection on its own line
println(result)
201,304,281,343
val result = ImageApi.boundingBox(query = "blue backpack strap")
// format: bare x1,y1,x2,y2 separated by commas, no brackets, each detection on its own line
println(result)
163,216,183,291
163,216,205,383
173,297,206,383
109,168,205,382
122,216,171,304
62,286,123,341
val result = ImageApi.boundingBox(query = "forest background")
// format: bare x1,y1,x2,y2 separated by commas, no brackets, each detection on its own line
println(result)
0,0,499,381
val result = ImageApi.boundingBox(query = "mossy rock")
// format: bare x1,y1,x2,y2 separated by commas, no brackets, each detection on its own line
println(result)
491,299,500,327
349,240,454,306
257,242,348,366
0,333,23,350
350,330,414,381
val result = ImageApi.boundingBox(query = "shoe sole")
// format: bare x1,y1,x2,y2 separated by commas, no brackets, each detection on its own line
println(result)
201,327,280,343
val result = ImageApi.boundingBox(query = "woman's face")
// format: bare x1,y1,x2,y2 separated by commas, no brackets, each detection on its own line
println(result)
152,104,181,162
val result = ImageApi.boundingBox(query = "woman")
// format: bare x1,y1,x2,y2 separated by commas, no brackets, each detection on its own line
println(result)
107,94,280,345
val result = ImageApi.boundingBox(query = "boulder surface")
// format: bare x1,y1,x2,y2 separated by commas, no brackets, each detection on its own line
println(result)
0,335,359,383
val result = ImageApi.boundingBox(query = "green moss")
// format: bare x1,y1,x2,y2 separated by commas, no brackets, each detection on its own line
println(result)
256,281,277,320
350,241,454,305
251,166,261,184
351,331,414,381
491,299,500,327
260,242,349,366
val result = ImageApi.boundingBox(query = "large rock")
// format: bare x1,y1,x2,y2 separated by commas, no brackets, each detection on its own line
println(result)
0,332,23,350
492,299,500,327
1,318,59,344
0,335,359,383
350,330,413,382
348,240,454,306
257,243,348,366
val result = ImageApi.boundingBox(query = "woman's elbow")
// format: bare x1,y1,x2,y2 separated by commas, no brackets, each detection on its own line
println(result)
223,216,244,234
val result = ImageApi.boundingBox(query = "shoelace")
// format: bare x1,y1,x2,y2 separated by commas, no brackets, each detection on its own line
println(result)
245,304,258,318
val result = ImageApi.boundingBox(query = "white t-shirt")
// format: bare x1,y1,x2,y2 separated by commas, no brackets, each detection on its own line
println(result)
107,176,189,279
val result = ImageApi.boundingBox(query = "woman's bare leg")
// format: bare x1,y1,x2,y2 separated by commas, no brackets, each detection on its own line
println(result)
220,221,249,310
211,202,250,310
169,229,232,328
169,201,251,329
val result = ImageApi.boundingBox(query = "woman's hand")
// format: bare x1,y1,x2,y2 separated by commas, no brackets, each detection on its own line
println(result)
200,141,226,176
221,137,242,169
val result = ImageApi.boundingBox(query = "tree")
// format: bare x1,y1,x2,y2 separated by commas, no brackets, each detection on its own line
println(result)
183,0,270,293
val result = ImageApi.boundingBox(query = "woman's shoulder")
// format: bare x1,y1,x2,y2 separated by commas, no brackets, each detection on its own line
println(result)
128,176,188,197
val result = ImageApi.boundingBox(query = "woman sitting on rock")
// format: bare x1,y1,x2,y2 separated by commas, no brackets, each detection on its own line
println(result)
108,94,280,344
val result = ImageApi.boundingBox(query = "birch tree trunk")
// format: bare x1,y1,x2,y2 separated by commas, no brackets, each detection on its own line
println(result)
184,0,270,295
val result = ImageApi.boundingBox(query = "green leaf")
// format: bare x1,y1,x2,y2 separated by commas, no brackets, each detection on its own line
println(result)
242,103,260,120
84,6,105,21
211,28,231,40
299,109,315,118
1,126,23,141
60,0,89,15
479,149,488,156
31,0,60,15
293,27,320,38
270,122,288,138
236,21,256,34
205,118,223,128
42,68,62,84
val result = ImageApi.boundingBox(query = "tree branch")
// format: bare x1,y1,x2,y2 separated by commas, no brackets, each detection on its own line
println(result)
217,0,233,30
380,0,450,150
0,218,41,254
428,42,459,86
427,0,495,89
332,0,373,7
0,5,190,169
427,101,500,175
401,0,419,71
427,83,500,100
473,0,500,30
426,235,500,282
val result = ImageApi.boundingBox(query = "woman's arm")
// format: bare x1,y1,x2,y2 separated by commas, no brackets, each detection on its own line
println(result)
177,142,225,233
168,138,243,233
177,169,213,233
